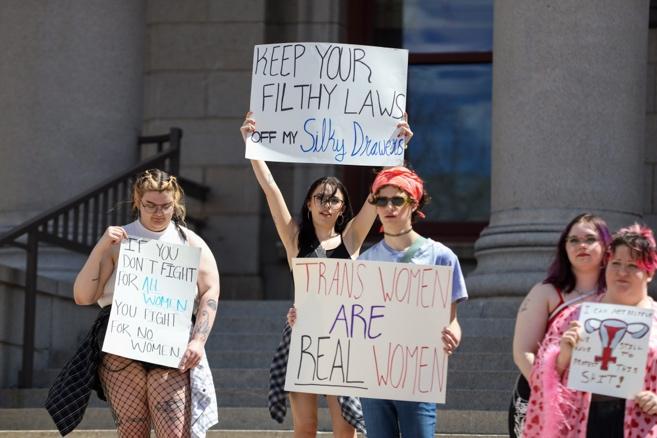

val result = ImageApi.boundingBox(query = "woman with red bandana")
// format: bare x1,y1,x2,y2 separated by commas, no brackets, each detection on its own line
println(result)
523,224,657,438
357,166,468,438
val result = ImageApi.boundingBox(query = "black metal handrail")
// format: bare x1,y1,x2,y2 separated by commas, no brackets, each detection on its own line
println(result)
0,127,208,387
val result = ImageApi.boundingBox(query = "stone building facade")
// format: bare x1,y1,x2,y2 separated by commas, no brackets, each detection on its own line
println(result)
0,0,655,303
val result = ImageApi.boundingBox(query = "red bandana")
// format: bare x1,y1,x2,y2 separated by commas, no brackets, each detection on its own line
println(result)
371,166,425,219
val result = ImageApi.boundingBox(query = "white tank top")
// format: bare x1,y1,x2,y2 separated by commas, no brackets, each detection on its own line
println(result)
97,219,189,307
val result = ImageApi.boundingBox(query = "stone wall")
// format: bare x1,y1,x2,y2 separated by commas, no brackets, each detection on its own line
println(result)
645,28,657,229
142,0,267,299
142,0,348,299
0,266,97,387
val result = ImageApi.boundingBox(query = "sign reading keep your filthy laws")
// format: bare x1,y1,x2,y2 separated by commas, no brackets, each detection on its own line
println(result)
245,42,409,166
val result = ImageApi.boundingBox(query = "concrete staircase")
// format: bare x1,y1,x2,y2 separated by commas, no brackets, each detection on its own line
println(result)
0,298,519,437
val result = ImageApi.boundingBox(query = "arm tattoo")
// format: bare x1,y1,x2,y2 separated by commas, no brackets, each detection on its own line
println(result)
207,299,218,311
91,277,99,282
192,311,210,341
519,297,530,313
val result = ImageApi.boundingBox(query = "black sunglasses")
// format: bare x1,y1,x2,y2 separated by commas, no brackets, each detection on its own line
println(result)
369,196,411,207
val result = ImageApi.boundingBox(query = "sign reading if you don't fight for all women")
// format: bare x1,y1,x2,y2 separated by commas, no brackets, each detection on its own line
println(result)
285,257,453,403
245,42,409,166
102,237,201,368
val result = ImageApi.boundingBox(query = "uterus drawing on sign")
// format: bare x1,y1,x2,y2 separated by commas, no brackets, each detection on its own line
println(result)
584,318,650,370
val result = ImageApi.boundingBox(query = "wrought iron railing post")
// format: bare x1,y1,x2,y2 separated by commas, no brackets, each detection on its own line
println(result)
169,127,182,175
20,231,38,388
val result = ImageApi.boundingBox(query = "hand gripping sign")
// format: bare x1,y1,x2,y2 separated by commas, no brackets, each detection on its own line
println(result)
568,302,653,399
245,42,409,166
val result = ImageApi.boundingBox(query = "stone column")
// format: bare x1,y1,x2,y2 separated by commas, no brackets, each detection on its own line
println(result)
0,0,145,277
468,0,650,296
259,0,347,298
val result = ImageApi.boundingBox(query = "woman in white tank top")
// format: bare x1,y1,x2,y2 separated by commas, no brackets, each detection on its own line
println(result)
72,169,220,437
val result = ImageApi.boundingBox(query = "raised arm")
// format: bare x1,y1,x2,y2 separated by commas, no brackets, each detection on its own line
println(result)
342,115,414,254
179,231,220,371
73,226,126,305
241,112,299,263
512,283,556,379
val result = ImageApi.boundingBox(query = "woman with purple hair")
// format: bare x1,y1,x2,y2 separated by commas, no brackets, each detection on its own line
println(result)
509,213,612,437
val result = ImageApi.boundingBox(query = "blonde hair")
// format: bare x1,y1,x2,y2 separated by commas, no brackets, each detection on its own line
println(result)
132,169,186,225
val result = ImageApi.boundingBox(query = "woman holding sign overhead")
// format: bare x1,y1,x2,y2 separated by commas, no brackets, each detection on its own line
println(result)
509,213,611,437
523,224,657,437
46,169,219,437
241,112,412,437
355,166,468,438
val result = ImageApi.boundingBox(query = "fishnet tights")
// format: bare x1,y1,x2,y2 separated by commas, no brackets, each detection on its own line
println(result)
99,354,191,437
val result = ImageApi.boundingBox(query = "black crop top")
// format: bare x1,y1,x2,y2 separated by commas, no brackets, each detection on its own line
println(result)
298,234,351,259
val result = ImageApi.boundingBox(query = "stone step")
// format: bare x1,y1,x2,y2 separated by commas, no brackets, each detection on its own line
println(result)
210,316,515,337
48,347,515,372
0,387,511,411
0,407,507,434
206,333,512,353
29,366,517,392
216,299,520,320
47,335,512,371
201,350,516,371
210,314,515,339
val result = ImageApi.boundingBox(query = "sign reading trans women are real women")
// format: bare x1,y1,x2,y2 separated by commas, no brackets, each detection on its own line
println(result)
102,237,201,368
285,257,453,403
246,42,409,166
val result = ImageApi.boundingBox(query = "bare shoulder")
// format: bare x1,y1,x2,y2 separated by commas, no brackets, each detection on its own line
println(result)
518,282,559,313
527,282,559,299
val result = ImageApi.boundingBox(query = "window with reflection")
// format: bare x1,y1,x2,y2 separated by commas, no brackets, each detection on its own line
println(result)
348,0,493,237
407,64,491,222
403,0,492,53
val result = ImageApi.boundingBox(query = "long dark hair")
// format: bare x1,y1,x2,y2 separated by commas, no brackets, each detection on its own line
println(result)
544,213,611,293
297,176,354,256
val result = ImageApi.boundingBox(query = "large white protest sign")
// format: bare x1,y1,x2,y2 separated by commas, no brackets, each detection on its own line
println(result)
284,257,453,403
567,302,653,398
246,42,408,166
102,237,201,368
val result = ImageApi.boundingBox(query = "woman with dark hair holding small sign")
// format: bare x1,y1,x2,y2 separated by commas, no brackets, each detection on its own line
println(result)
45,169,219,437
523,224,657,437
241,112,412,437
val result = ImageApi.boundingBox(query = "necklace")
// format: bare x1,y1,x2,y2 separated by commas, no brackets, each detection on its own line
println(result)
384,227,413,237
573,287,597,296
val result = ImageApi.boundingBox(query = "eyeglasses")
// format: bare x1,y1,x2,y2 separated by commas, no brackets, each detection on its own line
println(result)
370,196,412,208
566,236,599,246
312,195,344,208
141,201,174,214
